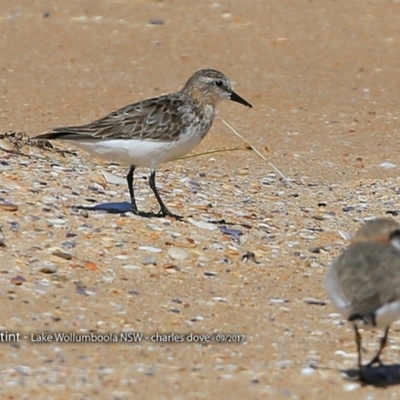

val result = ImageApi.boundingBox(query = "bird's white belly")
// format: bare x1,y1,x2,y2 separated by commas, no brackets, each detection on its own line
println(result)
349,301,400,330
65,125,206,169
374,300,400,328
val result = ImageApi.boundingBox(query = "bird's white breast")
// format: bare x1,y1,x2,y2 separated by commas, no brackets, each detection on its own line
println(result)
324,266,350,311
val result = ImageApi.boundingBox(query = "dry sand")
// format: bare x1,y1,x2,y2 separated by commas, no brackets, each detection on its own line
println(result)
2,0,400,398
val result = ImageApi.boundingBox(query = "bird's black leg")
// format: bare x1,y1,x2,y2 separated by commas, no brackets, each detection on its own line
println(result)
354,323,365,381
149,170,182,219
366,326,389,367
127,165,139,215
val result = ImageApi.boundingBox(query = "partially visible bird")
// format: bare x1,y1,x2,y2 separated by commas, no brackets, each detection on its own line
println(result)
325,217,400,380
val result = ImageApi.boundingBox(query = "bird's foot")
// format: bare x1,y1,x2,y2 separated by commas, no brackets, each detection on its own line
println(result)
156,208,183,220
131,205,182,220
365,355,384,368
131,208,158,218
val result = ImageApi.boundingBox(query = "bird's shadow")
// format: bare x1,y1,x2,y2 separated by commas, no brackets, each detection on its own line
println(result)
74,202,132,214
72,202,253,227
342,364,400,387
73,202,182,219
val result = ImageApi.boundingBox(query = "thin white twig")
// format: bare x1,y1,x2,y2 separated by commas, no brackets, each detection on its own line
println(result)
220,118,292,187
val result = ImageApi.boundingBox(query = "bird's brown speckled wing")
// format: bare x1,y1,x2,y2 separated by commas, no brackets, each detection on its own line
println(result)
37,94,200,143
329,242,400,319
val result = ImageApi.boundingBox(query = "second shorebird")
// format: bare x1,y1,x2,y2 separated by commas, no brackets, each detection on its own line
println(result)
34,69,252,218
325,218,400,380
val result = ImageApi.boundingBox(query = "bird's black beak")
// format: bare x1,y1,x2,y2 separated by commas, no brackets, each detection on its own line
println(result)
230,91,252,108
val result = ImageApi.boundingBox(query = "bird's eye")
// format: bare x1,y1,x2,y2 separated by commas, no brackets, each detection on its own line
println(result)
214,80,224,87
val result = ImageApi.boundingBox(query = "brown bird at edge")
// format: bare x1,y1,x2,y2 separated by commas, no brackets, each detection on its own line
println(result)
325,217,400,381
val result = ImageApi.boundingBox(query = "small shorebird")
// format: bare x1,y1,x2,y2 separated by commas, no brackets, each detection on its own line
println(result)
325,217,400,380
34,69,252,218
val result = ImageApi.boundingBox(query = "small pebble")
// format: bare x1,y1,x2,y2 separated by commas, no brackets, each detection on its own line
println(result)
275,359,293,369
40,264,58,274
88,183,104,192
149,18,165,25
343,382,361,392
62,240,76,249
0,138,16,152
141,256,157,265
338,230,352,240
15,365,30,376
75,281,88,296
79,209,89,218
102,170,126,185
0,201,18,212
182,177,202,192
11,275,26,285
138,246,162,253
0,226,5,247
220,226,243,240
269,298,289,304
51,248,72,260
334,350,350,357
300,366,315,376
47,218,66,225
303,298,326,306
242,251,256,263
9,221,19,231
310,329,324,336
122,265,141,270
188,218,218,231
379,161,396,169
261,177,275,185
168,247,190,261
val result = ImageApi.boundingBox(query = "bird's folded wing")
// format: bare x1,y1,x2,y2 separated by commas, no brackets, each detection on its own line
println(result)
35,95,196,143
